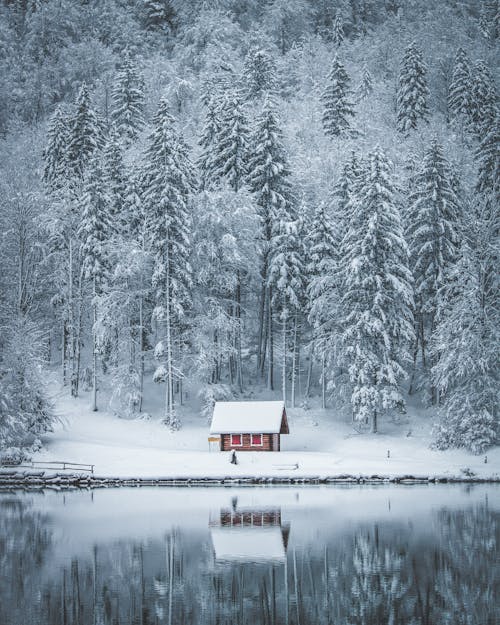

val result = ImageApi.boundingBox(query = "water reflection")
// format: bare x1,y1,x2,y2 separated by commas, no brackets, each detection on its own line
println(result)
0,487,498,625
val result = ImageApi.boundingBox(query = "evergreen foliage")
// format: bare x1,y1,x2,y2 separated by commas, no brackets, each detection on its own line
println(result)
66,83,102,181
42,106,70,190
447,47,472,127
397,42,429,134
340,147,414,431
242,48,277,101
321,55,355,138
111,51,145,143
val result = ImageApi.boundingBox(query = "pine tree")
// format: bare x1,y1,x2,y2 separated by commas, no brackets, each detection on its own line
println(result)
248,97,294,388
476,117,499,197
306,201,336,407
78,155,114,411
397,42,429,134
197,95,222,190
42,106,70,190
268,202,304,404
242,48,277,101
111,51,145,143
103,128,127,231
321,55,355,138
447,47,472,127
469,60,497,139
212,92,250,192
142,98,196,429
356,64,373,101
332,13,344,47
340,147,414,432
478,0,499,43
66,82,102,180
406,140,461,396
433,239,499,454
143,0,175,31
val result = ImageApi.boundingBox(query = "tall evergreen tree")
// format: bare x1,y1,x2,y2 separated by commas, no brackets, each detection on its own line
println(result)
111,51,145,143
447,47,472,127
42,106,70,190
142,98,196,429
321,55,355,138
306,201,337,407
397,42,429,134
469,60,497,139
340,147,414,432
248,97,294,388
433,237,499,454
332,13,344,47
356,64,373,101
103,128,127,231
66,82,102,181
78,155,114,411
197,95,222,190
476,117,499,197
406,140,461,397
242,48,277,101
212,92,250,192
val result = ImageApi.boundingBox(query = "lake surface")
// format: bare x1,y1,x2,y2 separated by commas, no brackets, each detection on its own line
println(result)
0,485,498,625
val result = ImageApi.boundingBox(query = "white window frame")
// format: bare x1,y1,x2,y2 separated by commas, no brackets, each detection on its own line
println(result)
250,433,263,447
230,433,243,447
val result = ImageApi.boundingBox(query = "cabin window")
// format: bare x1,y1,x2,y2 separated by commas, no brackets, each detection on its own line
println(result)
251,434,263,446
231,434,242,446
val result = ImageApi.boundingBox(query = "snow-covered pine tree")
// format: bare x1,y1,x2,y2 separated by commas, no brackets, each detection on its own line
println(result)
142,97,196,429
478,0,499,43
242,48,277,101
248,96,294,388
469,60,497,139
197,95,222,190
396,42,429,134
111,51,145,143
268,201,304,405
306,201,336,407
321,55,355,138
475,116,499,197
212,91,250,192
341,147,414,432
356,64,373,101
447,47,472,128
42,106,70,190
143,0,175,31
78,155,114,411
103,128,127,232
432,238,499,454
406,140,461,398
332,13,344,47
66,82,102,181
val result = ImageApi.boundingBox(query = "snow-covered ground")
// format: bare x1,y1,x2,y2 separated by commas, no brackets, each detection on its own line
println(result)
26,372,500,480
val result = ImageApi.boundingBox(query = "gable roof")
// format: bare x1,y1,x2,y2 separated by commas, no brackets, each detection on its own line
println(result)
210,526,287,561
210,401,288,434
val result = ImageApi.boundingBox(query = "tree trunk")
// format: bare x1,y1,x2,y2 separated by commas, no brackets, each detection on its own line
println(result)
91,277,98,412
257,279,267,376
138,291,144,413
164,245,175,425
305,342,314,398
321,351,326,410
281,302,287,404
235,275,243,392
267,286,274,390
291,313,298,408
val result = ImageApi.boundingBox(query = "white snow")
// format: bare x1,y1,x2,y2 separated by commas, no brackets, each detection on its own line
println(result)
11,372,499,481
210,400,285,434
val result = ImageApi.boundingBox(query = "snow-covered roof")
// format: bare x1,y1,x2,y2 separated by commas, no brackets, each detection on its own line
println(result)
209,401,287,434
210,526,286,561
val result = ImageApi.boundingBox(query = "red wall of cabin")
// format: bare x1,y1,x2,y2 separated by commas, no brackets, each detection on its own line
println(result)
220,433,279,451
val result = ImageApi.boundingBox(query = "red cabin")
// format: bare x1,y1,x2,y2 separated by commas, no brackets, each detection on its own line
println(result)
209,401,289,452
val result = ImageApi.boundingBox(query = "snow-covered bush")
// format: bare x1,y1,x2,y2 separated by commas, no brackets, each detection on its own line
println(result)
198,384,233,424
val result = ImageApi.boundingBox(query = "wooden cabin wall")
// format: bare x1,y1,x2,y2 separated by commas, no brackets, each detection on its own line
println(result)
220,433,279,451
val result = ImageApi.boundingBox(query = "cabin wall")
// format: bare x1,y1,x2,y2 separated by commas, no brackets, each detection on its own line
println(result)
221,433,279,451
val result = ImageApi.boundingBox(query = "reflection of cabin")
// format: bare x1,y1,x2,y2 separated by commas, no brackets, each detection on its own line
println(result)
209,401,289,451
209,507,290,562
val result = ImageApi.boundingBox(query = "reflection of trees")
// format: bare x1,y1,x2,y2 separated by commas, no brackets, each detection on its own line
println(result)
433,506,498,625
1,498,499,625
0,496,53,625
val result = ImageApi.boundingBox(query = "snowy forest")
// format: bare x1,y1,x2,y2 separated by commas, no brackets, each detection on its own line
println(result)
0,0,498,458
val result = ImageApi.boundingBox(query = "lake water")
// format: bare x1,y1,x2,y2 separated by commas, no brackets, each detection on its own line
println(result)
0,485,498,625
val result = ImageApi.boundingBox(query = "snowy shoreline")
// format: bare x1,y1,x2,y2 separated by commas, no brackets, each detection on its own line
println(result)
1,470,499,490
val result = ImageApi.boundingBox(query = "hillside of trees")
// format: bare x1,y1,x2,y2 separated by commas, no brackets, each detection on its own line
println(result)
0,0,498,457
